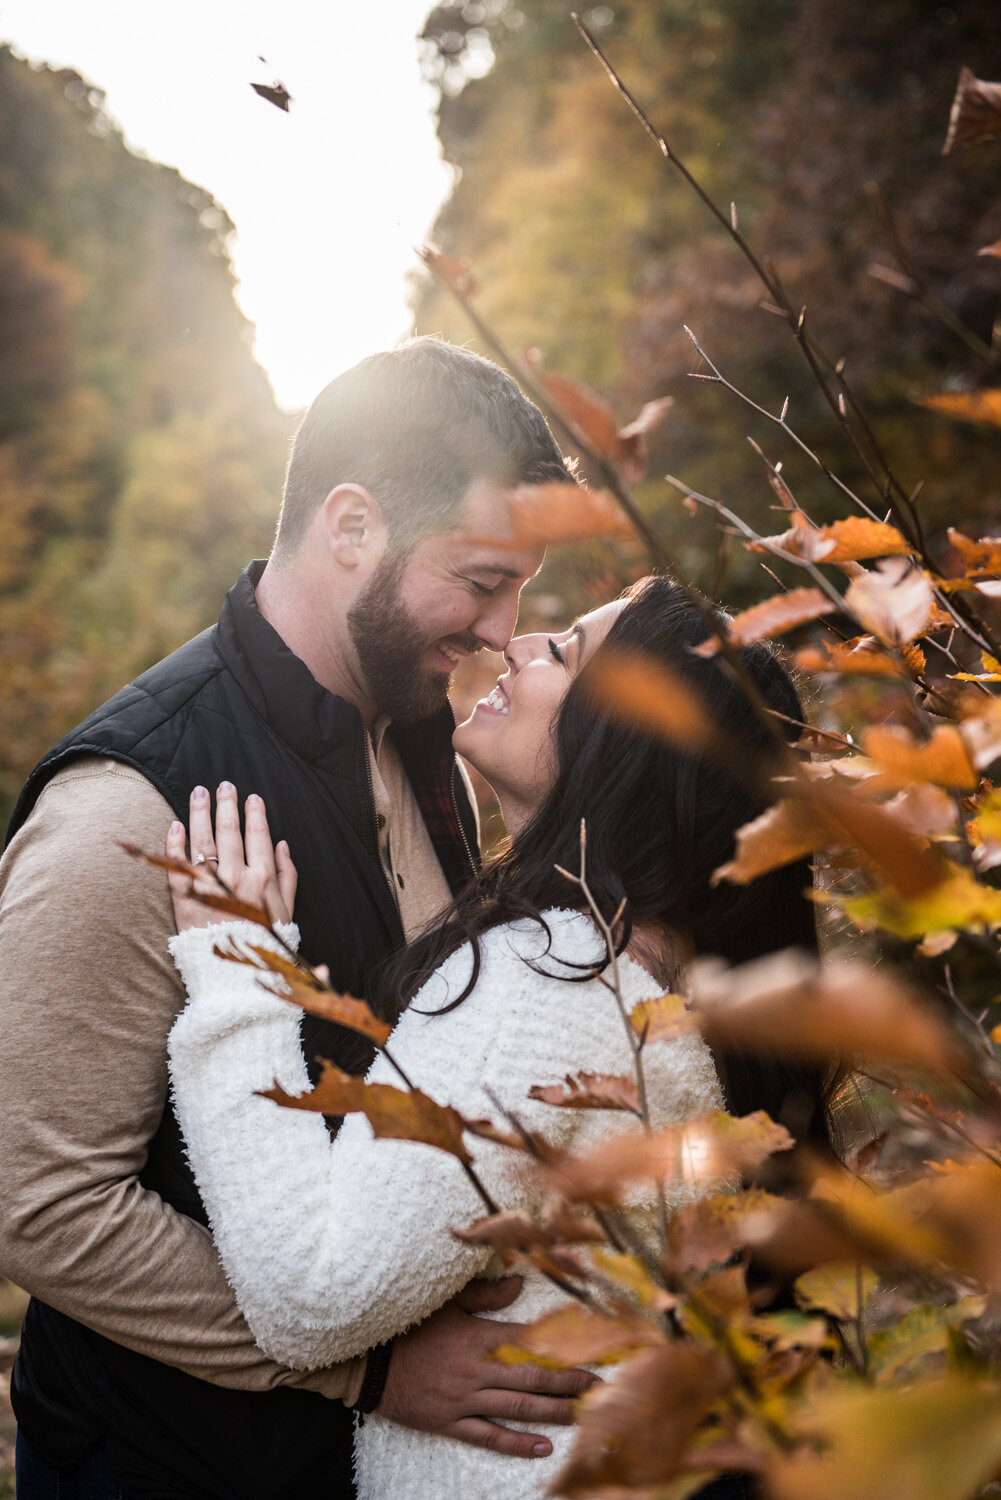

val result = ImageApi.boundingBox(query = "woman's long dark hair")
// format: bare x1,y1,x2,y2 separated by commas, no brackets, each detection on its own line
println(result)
372,575,837,1152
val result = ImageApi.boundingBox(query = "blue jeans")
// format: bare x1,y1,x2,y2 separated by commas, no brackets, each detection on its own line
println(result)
15,1430,125,1499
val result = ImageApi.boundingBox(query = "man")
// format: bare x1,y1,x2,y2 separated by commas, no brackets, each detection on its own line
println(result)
0,338,590,1498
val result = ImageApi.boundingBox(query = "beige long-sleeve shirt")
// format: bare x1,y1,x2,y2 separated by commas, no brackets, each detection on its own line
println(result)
0,746,461,1402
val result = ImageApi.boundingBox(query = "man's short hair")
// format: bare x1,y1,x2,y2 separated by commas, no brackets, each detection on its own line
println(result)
274,337,572,557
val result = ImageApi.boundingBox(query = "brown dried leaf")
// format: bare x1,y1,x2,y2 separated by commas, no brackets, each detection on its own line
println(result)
667,1188,781,1273
262,1060,472,1161
213,941,393,1045
185,889,274,927
492,1303,666,1368
546,1110,793,1204
630,993,694,1046
418,244,479,297
529,1072,641,1113
695,587,836,657
588,1247,677,1311
947,526,1001,576
452,1211,549,1256
503,481,634,547
921,388,1001,430
542,370,622,455
752,516,910,566
793,1261,879,1321
689,948,970,1079
553,1345,731,1494
810,777,948,898
943,66,1001,153
616,396,675,484
584,647,716,754
711,797,832,885
861,723,978,791
844,559,933,646
794,637,907,677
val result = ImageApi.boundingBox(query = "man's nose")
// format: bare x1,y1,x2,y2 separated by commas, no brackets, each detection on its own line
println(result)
473,589,521,654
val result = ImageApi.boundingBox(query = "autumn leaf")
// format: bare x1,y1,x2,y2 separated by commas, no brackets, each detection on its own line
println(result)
583,647,717,754
861,723,977,792
809,779,947,898
537,370,673,483
418,244,479,297
261,1060,472,1161
630,992,694,1046
943,66,1001,154
119,843,275,927
793,1261,879,1321
768,1375,1001,1500
553,1345,731,1494
844,559,933,645
866,1297,986,1383
183,888,274,927
947,527,1001,576
213,941,392,1045
667,1188,781,1274
921,388,1001,430
694,587,836,657
711,797,832,884
794,637,905,676
753,516,910,566
589,1247,677,1311
249,80,292,112
959,696,1001,772
529,1072,641,1113
841,862,1001,941
503,480,635,546
688,948,971,1078
492,1303,666,1368
546,1110,793,1204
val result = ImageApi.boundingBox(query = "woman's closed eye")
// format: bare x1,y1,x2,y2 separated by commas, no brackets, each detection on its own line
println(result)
548,637,566,665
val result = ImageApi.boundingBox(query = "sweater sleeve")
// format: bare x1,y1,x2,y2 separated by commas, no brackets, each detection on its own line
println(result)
168,911,724,1371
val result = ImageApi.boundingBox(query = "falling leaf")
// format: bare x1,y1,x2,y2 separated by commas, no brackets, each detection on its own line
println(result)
553,1344,731,1494
844,559,933,646
630,993,695,1046
667,1188,782,1274
418,244,479,298
920,388,1001,430
793,1261,879,1321
943,66,1001,154
262,1060,472,1161
529,1072,641,1113
861,724,977,791
688,948,971,1078
584,646,717,754
250,80,292,112
492,1303,666,1368
753,517,910,566
695,587,837,657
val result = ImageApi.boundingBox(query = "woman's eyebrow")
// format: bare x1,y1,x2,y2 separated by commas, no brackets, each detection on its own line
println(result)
570,621,586,653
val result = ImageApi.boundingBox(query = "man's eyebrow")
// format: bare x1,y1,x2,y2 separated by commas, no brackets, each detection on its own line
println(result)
468,560,545,581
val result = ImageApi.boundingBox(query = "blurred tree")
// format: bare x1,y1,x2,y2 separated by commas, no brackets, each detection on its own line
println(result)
0,47,289,820
413,0,1001,605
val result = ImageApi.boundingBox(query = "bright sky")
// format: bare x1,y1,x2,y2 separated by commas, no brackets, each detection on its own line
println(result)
0,0,459,410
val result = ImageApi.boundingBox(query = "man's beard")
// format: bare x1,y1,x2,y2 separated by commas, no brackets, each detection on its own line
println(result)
347,552,474,724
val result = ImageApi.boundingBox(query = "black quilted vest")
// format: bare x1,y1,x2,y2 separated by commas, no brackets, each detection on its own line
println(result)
6,562,478,1499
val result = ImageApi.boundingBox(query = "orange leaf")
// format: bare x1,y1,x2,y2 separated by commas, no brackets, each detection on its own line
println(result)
616,396,675,484
862,723,978,792
689,949,971,1079
418,244,479,297
943,66,1001,154
753,516,910,565
213,942,393,1046
185,889,274,928
844,559,933,645
794,638,905,676
528,1072,641,1113
809,780,947,898
492,1304,666,1368
696,587,836,656
504,480,634,546
542,370,622,456
262,1060,472,1161
712,797,831,884
584,647,716,754
921,388,1001,430
947,527,1001,576
667,1188,781,1274
630,993,694,1046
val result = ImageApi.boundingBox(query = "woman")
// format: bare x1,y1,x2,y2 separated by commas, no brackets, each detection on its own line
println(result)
166,576,832,1500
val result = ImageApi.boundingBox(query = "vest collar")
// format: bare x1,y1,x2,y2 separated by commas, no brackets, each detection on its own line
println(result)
215,561,459,780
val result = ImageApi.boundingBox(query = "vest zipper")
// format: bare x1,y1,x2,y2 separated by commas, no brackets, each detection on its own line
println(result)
364,732,404,941
450,758,476,877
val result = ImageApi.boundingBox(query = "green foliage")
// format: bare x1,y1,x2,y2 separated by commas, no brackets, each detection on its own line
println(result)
0,48,289,820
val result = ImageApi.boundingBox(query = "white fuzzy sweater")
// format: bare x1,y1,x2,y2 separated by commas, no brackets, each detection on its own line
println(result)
168,908,724,1500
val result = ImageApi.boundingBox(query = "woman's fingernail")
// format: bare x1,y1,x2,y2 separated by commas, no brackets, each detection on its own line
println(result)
246,793,261,808
170,821,183,836
277,840,288,855
533,1442,551,1458
218,781,235,794
192,786,208,800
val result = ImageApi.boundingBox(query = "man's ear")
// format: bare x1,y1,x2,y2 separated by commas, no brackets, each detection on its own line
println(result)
321,485,386,569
